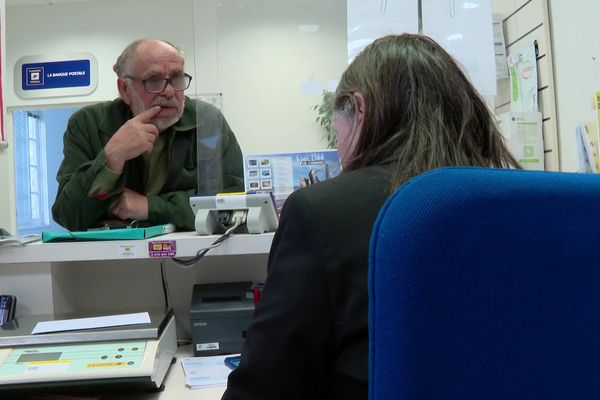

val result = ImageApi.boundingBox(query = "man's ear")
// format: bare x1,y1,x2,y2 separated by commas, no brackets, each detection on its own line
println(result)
117,78,131,106
352,92,365,134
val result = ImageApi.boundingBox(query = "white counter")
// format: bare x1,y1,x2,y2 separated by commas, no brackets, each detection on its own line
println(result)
0,232,272,324
0,231,275,264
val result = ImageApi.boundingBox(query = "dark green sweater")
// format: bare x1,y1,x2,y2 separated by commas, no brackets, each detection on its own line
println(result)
52,97,244,231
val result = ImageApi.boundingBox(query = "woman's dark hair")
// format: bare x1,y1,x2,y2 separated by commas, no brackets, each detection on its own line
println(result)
335,34,520,189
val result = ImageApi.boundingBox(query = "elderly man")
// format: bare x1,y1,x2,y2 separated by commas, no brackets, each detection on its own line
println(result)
52,39,244,231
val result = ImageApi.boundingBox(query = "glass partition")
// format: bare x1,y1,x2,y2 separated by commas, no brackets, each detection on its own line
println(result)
7,0,494,230
191,0,347,196
7,0,349,231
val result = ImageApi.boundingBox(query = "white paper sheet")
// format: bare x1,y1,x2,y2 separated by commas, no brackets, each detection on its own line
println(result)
181,354,239,389
31,312,151,334
423,0,496,96
347,0,419,63
493,13,509,79
576,123,598,173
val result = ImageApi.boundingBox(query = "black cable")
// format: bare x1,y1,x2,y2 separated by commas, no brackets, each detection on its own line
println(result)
171,219,243,267
160,259,169,309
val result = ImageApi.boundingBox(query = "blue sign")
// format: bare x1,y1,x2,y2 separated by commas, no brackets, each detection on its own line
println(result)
22,59,91,91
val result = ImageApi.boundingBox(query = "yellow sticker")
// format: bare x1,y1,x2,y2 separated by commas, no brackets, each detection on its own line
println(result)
216,192,246,196
86,362,127,368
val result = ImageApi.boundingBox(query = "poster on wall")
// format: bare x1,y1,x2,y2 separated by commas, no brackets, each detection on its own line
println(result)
507,41,538,112
243,150,342,214
14,53,98,99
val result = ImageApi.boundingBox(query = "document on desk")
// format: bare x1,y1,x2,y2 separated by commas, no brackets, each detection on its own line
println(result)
181,354,239,389
0,233,41,246
31,312,151,334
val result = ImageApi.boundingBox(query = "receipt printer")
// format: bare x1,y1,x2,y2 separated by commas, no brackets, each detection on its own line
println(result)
190,282,255,356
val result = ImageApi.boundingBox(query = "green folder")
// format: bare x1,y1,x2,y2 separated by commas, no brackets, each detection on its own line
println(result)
42,223,176,243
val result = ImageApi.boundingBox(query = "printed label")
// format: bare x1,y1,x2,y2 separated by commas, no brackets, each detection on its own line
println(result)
196,342,220,352
86,362,127,368
215,194,247,210
119,244,137,257
148,240,177,257
25,360,70,374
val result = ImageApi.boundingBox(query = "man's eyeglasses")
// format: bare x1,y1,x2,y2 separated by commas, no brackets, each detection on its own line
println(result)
125,73,192,93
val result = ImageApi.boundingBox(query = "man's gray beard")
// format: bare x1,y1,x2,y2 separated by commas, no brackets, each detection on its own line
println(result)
129,92,184,132
151,113,179,132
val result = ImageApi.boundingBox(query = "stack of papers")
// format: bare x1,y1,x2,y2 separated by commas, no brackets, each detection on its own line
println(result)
181,354,239,389
0,234,41,246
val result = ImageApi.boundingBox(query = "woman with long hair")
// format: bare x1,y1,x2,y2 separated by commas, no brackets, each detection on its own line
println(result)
222,34,519,400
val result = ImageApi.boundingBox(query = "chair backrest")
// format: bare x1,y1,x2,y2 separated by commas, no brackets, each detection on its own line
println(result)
369,167,600,399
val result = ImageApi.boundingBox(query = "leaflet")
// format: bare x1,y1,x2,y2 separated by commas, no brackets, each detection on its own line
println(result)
180,354,239,389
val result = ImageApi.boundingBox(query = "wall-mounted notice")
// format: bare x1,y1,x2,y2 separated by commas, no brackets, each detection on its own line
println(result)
347,0,419,64
347,0,496,97
422,0,496,96
15,53,98,99
507,41,538,112
493,13,509,80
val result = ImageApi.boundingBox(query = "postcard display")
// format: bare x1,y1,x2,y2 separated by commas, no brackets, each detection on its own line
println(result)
243,150,341,213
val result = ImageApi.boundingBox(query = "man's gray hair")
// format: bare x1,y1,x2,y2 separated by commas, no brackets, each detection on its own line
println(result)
112,39,183,77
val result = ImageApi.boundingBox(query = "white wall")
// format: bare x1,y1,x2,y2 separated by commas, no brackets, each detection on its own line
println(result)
213,0,346,153
6,0,197,107
548,0,600,171
0,0,347,230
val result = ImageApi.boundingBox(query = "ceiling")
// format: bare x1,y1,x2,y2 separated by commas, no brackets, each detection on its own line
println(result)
6,0,109,6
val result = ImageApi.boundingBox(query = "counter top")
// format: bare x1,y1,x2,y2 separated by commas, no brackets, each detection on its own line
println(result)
0,231,274,264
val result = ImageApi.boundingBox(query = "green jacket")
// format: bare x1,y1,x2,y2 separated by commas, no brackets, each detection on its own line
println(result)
52,97,244,231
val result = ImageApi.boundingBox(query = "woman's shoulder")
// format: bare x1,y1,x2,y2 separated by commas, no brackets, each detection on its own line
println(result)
303,164,392,196
284,164,394,217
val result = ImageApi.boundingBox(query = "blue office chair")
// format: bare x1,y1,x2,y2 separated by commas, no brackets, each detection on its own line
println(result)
369,167,600,399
